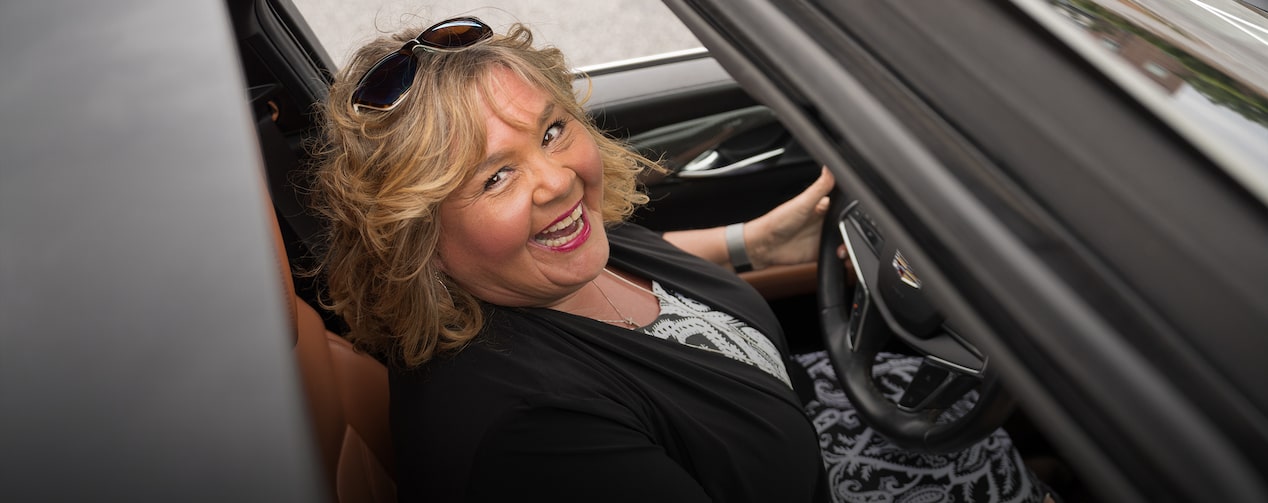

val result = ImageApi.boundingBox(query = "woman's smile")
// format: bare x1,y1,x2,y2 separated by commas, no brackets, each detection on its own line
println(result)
532,202,590,251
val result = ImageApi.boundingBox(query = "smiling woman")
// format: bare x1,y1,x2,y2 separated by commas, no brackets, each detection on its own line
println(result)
309,19,836,502
310,22,658,367
304,14,1062,501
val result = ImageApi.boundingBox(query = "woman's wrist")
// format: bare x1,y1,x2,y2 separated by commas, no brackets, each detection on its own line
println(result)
754,217,773,271
735,216,774,271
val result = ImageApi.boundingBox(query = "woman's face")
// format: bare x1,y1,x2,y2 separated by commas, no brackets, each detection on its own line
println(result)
435,67,608,308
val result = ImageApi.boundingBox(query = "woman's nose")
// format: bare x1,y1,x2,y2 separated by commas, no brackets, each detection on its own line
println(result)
531,160,575,205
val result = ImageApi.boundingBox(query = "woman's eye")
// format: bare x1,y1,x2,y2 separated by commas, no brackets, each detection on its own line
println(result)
542,119,567,147
483,167,512,191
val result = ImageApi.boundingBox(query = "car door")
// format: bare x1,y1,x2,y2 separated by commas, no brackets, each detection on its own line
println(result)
663,0,1268,502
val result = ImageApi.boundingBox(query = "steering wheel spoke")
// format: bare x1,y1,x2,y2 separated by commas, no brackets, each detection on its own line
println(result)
896,358,980,413
899,327,986,375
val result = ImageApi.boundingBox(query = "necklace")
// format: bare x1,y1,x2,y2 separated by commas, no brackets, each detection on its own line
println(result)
592,278,639,328
603,269,793,388
604,268,756,346
604,267,658,298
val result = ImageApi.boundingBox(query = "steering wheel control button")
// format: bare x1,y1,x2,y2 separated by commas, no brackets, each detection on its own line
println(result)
847,206,884,254
847,287,868,350
898,362,951,410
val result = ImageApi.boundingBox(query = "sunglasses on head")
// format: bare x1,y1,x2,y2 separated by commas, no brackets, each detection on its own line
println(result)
350,17,493,113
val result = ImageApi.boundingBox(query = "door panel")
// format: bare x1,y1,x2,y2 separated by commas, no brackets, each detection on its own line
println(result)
579,55,821,231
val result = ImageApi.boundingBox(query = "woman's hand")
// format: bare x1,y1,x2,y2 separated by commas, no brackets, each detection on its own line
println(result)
661,167,836,272
745,167,835,270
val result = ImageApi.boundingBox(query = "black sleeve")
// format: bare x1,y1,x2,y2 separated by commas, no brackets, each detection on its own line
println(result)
465,404,713,502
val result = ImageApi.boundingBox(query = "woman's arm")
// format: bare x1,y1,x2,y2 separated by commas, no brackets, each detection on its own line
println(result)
662,167,835,272
660,225,730,269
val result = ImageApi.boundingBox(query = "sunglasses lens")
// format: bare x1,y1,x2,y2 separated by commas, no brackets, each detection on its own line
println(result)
351,51,419,110
420,18,492,48
350,17,491,111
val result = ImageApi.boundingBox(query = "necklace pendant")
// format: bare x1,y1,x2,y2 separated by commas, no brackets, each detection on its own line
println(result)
594,275,642,329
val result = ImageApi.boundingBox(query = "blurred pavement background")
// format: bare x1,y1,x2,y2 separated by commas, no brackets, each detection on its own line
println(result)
291,0,703,69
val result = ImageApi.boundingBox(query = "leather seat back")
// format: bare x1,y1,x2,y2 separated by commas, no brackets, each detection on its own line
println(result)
269,204,396,502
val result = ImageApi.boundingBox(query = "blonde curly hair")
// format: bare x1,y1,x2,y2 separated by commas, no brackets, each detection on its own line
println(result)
309,22,662,368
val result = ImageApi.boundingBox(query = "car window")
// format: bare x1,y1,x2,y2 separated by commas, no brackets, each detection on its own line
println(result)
1024,0,1268,201
290,0,703,70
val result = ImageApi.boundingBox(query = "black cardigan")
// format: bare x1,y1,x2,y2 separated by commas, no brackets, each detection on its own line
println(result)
391,223,828,502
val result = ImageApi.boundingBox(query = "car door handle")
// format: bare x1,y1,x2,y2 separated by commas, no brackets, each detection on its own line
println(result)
677,147,785,178
627,105,783,177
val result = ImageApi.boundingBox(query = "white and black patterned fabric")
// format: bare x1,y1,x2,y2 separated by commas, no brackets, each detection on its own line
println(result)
637,281,792,388
795,351,1052,503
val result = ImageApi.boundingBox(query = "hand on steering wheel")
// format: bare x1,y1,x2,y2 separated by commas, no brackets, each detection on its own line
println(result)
817,192,1014,453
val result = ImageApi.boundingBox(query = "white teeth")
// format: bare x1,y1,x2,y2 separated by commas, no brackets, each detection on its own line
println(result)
544,205,583,234
534,205,585,248
536,223,584,247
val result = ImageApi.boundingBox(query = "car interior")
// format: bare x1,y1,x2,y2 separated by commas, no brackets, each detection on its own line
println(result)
7,0,1267,501
226,0,1107,501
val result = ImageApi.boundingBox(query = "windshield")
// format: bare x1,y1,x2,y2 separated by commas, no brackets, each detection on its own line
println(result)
1024,0,1268,201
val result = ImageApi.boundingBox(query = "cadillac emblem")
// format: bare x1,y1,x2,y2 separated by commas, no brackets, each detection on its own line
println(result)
892,251,922,289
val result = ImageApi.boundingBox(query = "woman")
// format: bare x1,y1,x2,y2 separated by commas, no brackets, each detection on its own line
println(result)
312,18,1055,503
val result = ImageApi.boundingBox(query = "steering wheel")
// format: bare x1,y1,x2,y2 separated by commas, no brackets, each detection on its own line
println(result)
817,194,1013,453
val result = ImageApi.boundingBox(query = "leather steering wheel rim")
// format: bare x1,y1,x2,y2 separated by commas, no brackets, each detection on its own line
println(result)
817,193,1014,453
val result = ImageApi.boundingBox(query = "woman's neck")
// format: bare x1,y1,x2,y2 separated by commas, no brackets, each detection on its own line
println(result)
547,267,659,327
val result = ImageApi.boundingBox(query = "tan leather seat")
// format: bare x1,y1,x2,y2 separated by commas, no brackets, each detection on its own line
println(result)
269,205,396,503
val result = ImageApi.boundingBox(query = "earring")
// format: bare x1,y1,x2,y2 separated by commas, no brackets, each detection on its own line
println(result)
435,273,453,303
